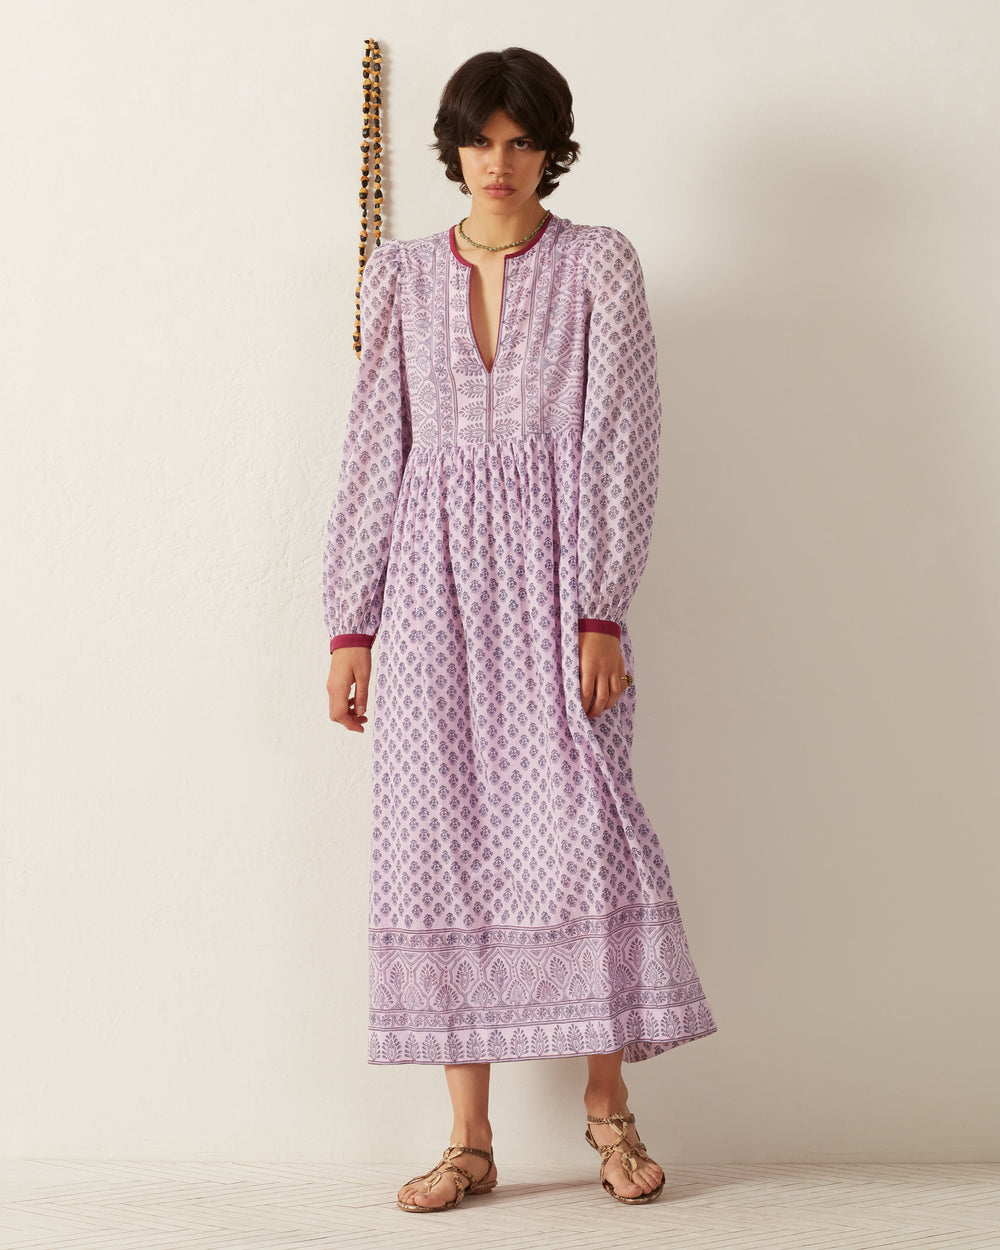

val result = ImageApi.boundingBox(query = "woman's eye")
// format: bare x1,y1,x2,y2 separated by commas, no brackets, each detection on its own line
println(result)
470,137,534,149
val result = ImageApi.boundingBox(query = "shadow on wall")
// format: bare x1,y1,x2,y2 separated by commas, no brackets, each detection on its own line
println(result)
628,117,998,1150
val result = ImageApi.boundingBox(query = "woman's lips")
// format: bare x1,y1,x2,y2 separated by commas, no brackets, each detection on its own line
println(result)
485,186,514,196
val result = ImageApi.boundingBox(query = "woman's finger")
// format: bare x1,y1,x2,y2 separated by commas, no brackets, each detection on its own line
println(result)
354,669,369,717
589,671,610,718
580,664,595,715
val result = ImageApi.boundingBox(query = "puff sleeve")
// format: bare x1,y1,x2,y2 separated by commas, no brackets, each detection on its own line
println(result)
576,227,662,639
323,240,411,653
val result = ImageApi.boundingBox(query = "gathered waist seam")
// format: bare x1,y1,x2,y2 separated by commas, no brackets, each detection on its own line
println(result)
406,428,578,460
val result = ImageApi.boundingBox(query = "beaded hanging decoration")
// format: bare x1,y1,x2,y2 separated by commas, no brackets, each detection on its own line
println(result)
354,39,383,357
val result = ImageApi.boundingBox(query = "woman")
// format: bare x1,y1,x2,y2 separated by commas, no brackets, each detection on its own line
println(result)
324,47,718,1211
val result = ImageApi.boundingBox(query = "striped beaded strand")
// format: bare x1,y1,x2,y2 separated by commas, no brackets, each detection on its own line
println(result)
354,39,383,357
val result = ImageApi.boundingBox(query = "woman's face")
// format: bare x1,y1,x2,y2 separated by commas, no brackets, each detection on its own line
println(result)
457,109,549,213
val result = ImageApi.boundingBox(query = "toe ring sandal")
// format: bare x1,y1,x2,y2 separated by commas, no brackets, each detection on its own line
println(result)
397,1143,498,1213
585,1112,665,1205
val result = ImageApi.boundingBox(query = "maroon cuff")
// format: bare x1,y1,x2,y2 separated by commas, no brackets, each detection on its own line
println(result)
578,618,622,639
330,632,376,653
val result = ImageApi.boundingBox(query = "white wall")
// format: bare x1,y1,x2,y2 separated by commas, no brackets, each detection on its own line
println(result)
2,0,998,1164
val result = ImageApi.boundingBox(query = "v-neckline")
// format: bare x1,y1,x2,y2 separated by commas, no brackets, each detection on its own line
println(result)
449,213,554,375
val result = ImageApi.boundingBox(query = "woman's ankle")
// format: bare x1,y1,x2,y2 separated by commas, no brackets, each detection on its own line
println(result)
450,1122,493,1150
583,1077,630,1117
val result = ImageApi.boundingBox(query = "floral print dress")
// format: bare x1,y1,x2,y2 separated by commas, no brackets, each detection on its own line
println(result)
323,210,718,1064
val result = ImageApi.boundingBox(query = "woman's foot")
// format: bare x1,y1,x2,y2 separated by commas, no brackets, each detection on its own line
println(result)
584,1081,664,1200
396,1137,495,1210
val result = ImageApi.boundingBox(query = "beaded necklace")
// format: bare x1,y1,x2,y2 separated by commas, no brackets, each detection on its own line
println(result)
456,209,551,253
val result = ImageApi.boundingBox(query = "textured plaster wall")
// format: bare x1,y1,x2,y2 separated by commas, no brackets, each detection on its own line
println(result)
1,1,998,1162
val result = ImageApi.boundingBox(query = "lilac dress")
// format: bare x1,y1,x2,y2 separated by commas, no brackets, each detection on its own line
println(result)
323,210,718,1064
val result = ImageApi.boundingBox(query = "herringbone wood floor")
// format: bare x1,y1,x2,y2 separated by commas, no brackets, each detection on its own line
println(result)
1,1159,997,1249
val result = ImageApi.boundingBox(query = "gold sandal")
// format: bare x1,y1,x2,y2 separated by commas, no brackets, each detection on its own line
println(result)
396,1142,498,1213
585,1112,665,1204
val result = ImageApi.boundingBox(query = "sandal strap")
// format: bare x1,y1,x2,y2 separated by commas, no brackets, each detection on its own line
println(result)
420,1160,475,1194
585,1112,648,1180
448,1142,494,1164
409,1143,493,1195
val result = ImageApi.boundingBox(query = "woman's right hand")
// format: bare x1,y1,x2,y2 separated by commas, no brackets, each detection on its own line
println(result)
327,647,372,733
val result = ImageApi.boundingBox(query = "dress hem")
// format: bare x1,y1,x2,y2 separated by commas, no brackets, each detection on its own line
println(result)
365,1024,718,1066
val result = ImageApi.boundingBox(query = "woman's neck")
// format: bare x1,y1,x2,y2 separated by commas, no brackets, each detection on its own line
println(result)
459,200,549,250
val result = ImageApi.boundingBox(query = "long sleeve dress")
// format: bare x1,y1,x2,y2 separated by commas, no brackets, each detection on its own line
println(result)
323,210,718,1064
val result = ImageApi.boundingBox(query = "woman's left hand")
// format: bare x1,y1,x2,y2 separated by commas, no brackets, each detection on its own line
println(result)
578,630,629,719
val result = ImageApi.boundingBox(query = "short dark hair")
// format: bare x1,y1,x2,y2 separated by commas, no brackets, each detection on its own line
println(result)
432,48,580,200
